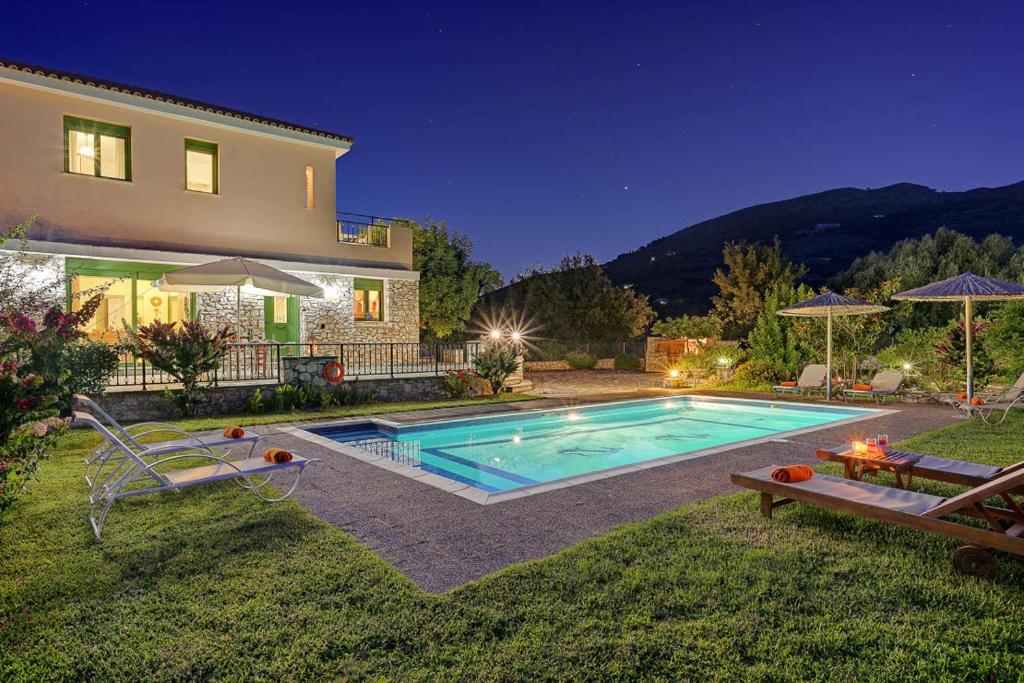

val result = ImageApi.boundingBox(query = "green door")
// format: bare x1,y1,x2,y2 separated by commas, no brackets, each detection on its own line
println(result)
264,296,300,351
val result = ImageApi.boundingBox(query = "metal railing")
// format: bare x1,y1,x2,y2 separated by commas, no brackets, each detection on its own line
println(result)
337,211,396,247
107,341,483,389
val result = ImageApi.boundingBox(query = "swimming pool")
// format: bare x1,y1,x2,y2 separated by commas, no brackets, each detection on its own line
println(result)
291,396,884,503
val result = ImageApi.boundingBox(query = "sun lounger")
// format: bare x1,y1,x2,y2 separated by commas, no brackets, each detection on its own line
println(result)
74,411,317,540
841,370,903,404
75,394,261,488
945,373,1024,424
772,364,827,397
816,445,1024,491
731,464,1024,578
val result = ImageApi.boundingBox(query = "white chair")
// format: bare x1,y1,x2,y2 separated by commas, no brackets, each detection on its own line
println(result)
75,394,261,488
842,370,903,404
74,411,318,540
772,364,827,397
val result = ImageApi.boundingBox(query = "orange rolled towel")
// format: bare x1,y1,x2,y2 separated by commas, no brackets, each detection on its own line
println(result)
263,448,294,464
780,381,798,387
852,383,872,391
770,465,815,483
223,425,245,439
971,396,986,406
957,392,968,400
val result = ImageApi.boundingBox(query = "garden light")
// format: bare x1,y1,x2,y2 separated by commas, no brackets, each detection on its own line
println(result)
489,328,502,340
902,362,913,370
718,356,730,366
668,369,680,378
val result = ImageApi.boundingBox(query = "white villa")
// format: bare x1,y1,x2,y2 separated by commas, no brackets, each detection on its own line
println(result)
0,58,419,347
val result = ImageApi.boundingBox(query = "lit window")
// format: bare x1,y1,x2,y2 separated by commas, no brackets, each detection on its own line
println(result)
354,278,384,321
185,139,218,193
272,296,289,324
64,116,130,180
305,165,314,208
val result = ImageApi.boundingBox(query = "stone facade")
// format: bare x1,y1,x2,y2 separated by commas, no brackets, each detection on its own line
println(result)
193,274,420,344
298,273,419,345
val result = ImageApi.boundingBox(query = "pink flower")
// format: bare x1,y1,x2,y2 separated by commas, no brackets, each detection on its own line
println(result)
15,396,39,412
31,422,49,437
0,360,17,375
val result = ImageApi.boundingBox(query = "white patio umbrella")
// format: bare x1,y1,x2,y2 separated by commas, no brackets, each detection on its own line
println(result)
777,291,888,401
154,257,323,340
893,272,1024,401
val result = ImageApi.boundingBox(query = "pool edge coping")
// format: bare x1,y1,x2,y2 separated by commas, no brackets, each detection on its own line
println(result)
280,397,899,505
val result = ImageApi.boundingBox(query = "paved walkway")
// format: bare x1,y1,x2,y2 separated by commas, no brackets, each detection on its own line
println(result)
257,385,964,593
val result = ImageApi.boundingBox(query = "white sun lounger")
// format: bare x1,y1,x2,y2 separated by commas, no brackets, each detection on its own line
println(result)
772,364,827,397
75,394,261,488
842,370,903,404
947,373,1024,425
74,411,317,540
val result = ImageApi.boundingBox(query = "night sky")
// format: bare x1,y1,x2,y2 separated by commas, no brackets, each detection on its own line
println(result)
3,1,1023,277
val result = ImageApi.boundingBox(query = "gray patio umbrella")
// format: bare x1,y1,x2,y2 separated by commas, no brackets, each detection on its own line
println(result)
154,257,323,340
777,291,888,401
893,272,1024,401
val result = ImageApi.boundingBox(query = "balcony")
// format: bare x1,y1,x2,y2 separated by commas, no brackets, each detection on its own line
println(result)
337,211,399,247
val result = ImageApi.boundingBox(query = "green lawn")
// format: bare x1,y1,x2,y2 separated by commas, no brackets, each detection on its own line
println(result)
2,404,1023,680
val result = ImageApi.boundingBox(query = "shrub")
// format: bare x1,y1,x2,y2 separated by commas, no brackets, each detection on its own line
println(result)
443,369,483,398
329,381,374,407
983,302,1024,380
613,353,642,371
127,320,232,416
274,383,301,411
651,314,723,341
473,345,519,394
732,358,788,388
565,351,597,370
64,339,121,397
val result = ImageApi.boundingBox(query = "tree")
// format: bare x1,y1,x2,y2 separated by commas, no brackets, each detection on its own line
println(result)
651,314,723,341
499,254,655,343
711,238,806,339
410,218,502,341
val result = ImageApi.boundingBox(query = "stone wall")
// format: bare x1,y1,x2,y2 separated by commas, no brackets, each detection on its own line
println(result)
94,374,449,422
191,274,420,345
297,273,419,345
1,250,66,319
524,358,619,371
196,289,265,339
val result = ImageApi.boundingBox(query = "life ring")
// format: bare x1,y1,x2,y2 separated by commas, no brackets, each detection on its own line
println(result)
323,360,345,383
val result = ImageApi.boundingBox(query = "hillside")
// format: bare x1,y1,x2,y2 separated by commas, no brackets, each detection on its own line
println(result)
602,180,1024,316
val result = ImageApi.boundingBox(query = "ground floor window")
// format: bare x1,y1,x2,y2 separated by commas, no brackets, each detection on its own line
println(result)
67,259,192,343
354,278,384,321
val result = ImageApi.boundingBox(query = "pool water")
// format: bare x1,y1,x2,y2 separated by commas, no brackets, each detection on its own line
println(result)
306,397,876,494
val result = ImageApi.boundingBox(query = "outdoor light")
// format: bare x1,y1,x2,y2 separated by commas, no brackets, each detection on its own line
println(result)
511,330,522,342
718,356,730,366
77,144,94,158
902,362,913,370
669,369,680,378
664,401,675,409
512,435,521,444
323,284,341,300
489,329,502,340
567,412,580,421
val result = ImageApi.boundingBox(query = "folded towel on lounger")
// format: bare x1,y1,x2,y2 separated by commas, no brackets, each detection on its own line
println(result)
852,383,872,392
263,448,294,464
223,425,246,439
780,381,798,387
770,465,814,483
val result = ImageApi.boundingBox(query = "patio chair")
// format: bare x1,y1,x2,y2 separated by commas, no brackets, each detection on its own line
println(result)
731,464,1024,578
74,411,317,540
772,364,827,397
946,373,1024,425
841,370,903,404
816,445,1024,492
75,394,261,489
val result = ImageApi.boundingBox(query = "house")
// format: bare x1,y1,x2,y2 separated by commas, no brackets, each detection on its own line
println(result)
0,58,419,348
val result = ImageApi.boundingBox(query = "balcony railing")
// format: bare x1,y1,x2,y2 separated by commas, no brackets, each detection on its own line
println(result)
106,341,483,389
337,211,396,247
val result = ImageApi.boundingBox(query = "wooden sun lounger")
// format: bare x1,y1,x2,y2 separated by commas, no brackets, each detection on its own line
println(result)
816,445,1024,492
731,464,1024,578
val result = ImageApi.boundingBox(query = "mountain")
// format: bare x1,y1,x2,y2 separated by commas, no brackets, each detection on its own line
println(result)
602,180,1024,316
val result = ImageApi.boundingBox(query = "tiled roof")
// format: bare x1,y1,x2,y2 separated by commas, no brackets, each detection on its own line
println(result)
0,57,353,145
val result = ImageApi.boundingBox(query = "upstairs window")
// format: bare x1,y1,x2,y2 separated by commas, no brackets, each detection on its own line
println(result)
64,116,131,181
185,139,218,193
305,165,314,208
354,278,384,322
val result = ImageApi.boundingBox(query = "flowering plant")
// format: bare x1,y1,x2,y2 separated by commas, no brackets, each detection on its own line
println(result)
443,369,485,398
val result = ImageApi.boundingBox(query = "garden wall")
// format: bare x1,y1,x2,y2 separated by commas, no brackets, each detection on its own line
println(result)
524,358,618,371
93,375,447,422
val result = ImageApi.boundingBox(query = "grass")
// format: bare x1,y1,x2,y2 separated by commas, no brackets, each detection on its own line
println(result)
2,404,1024,680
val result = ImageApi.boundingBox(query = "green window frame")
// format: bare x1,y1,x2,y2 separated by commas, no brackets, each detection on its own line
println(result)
63,115,132,181
184,138,219,194
353,278,385,322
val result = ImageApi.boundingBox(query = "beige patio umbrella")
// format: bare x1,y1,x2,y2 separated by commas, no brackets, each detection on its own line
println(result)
893,272,1024,401
777,291,888,401
154,257,323,340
